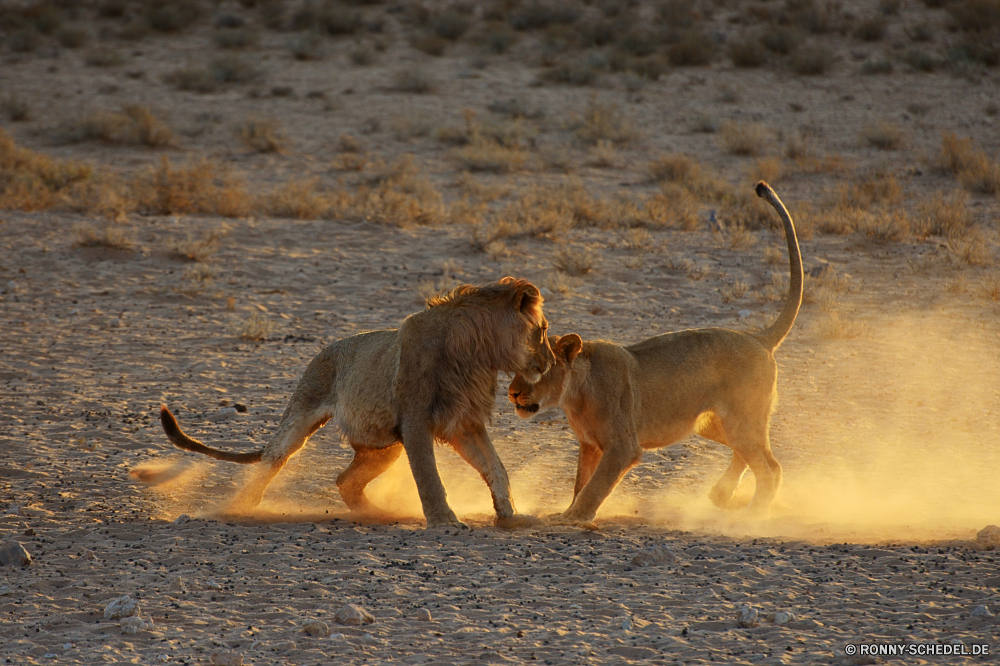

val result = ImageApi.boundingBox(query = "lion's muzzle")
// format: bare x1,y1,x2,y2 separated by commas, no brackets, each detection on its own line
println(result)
508,387,540,419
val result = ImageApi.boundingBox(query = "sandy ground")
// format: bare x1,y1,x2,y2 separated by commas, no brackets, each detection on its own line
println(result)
3,1,1000,664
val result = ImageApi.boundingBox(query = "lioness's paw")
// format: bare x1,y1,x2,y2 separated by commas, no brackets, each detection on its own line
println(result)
494,514,544,529
425,517,469,530
548,513,599,531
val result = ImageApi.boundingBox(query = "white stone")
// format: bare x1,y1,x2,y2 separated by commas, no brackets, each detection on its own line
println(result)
737,605,759,628
972,605,994,617
334,604,374,626
301,620,330,637
0,540,31,567
104,595,140,620
210,651,243,666
414,608,432,622
119,616,151,634
771,611,794,625
631,545,679,567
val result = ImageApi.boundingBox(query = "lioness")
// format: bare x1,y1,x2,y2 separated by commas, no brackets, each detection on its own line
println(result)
508,182,801,524
159,277,554,528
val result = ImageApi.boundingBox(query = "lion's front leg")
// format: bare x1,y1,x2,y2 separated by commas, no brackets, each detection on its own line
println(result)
336,443,403,516
400,421,465,528
451,425,541,528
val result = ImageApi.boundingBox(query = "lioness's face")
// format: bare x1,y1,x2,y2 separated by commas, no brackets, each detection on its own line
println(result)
508,333,581,418
518,319,555,385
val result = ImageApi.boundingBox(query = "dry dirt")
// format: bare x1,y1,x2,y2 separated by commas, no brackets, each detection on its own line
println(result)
2,1,1000,665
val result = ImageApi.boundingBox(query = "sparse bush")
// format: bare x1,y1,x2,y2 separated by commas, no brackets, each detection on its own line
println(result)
947,0,1000,33
761,26,803,54
164,66,218,93
905,49,939,72
146,0,203,33
937,132,979,175
860,121,904,150
411,34,449,56
553,245,596,275
855,210,911,244
691,112,718,133
239,117,287,153
543,61,599,85
450,141,531,173
393,67,436,93
210,55,260,84
288,33,323,60
167,229,223,262
666,30,716,66
948,232,994,266
719,121,770,156
861,58,893,74
261,179,330,219
854,16,887,42
720,279,750,303
0,129,93,210
838,173,902,208
74,220,136,251
479,23,519,53
818,311,868,339
231,312,278,341
957,155,1000,195
575,100,636,145
748,157,783,183
84,46,126,67
135,157,249,217
916,191,971,237
431,10,471,40
509,2,581,30
213,27,259,49
729,38,768,67
546,271,580,296
1,94,30,122
319,3,363,35
57,26,90,49
790,44,834,75
617,29,660,57
60,105,173,148
350,44,375,65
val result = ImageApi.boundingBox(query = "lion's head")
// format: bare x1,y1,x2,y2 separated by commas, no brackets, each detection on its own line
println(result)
508,333,582,418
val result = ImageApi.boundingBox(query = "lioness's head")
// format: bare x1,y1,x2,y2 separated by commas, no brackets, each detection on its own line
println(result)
508,334,582,418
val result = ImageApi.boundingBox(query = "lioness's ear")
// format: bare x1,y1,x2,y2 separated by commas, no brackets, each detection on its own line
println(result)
555,334,582,364
514,282,542,318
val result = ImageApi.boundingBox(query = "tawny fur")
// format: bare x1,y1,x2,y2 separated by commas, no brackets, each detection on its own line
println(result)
160,277,554,528
508,183,802,526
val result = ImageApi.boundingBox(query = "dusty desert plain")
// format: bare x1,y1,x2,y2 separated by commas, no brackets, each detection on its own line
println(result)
2,0,1000,664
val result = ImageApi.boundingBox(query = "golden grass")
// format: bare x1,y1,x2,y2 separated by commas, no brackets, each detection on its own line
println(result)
74,219,136,251
915,191,972,238
167,228,224,262
718,121,769,156
575,100,637,145
136,157,250,217
553,245,597,276
231,312,278,341
719,279,750,303
449,140,532,173
0,129,94,210
239,117,287,153
67,105,174,147
860,121,904,150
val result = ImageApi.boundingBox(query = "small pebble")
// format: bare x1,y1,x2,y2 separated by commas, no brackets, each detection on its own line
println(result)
120,615,152,634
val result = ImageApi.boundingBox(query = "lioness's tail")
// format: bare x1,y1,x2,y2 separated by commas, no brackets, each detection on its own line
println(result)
160,405,263,464
753,181,803,352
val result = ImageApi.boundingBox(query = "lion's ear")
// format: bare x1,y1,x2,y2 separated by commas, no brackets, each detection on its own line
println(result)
555,334,582,364
514,282,543,318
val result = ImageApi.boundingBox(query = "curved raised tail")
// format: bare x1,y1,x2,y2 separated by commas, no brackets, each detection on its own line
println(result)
752,181,803,352
160,405,263,464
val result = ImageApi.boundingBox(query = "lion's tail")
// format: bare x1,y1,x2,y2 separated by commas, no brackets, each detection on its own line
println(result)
160,405,263,464
752,181,803,352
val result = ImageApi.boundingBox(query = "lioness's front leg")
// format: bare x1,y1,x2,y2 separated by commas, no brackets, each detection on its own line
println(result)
558,438,643,524
573,441,602,500
400,420,465,528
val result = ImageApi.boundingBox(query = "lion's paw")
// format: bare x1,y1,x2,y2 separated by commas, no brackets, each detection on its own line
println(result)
494,514,544,529
547,513,599,531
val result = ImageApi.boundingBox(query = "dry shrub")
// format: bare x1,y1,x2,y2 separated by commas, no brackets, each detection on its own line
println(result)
74,220,136,251
178,264,217,297
854,210,911,244
66,105,173,147
721,191,775,231
57,26,90,49
393,68,436,94
854,15,887,41
720,279,750,303
760,271,788,302
451,141,532,173
915,191,971,238
135,157,249,217
239,117,287,153
719,121,770,156
146,0,202,32
261,179,331,220
167,229,224,262
213,27,258,49
623,227,653,252
860,121,904,150
1,94,30,122
958,156,1000,195
0,129,93,210
790,44,834,75
666,30,716,66
546,271,580,296
803,267,852,309
164,66,219,93
231,312,277,341
948,0,1000,33
837,173,902,208
588,140,618,168
84,46,126,67
982,272,1000,301
948,232,994,266
288,33,324,60
729,38,768,67
575,100,636,145
747,157,783,183
553,245,597,276
543,61,599,86
761,26,803,54
456,172,512,202
330,155,445,227
643,187,701,230
818,311,869,339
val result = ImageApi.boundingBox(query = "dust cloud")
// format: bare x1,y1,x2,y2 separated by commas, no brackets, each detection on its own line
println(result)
133,313,1000,542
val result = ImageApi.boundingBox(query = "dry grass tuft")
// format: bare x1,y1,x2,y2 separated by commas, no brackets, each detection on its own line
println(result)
818,311,869,339
231,312,277,341
719,121,769,156
136,157,249,218
837,173,902,208
1,94,31,122
393,68,437,94
260,179,331,220
74,220,136,251
239,117,288,153
790,44,834,75
64,105,173,147
729,38,768,67
948,232,995,267
84,46,126,67
575,100,637,145
860,121,904,150
553,245,597,276
720,279,750,303
167,228,225,262
0,129,94,210
546,271,581,296
935,132,1000,194
915,192,972,238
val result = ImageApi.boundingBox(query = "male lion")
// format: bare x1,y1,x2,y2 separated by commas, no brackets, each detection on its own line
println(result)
508,182,801,525
159,277,554,528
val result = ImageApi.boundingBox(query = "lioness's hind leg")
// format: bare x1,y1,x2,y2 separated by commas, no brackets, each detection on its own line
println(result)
336,443,403,515
727,421,781,516
709,451,749,509
573,441,602,500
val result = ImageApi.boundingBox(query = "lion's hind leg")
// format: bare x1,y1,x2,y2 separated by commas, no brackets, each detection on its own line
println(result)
697,413,750,510
336,443,403,517
224,414,330,514
714,415,781,516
